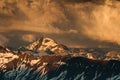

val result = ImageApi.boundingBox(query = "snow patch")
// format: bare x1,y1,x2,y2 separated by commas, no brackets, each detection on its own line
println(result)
39,38,57,50
56,60,66,65
31,59,40,66
0,52,19,66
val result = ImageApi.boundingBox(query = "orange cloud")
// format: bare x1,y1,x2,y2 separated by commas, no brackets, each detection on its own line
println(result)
0,0,120,48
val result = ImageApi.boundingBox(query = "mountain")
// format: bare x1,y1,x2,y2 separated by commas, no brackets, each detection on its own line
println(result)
14,37,120,60
0,37,120,80
19,37,70,56
0,53,120,80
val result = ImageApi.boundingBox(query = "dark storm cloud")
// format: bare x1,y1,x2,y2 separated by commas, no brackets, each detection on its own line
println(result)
0,0,120,48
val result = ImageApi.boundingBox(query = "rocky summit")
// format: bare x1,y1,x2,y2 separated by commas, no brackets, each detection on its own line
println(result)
25,37,70,56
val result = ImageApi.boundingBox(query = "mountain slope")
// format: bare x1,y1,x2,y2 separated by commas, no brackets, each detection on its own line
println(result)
0,53,120,80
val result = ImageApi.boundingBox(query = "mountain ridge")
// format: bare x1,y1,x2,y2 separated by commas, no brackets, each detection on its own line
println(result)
0,37,120,79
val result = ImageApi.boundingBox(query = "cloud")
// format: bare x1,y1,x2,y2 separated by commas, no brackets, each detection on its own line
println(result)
80,1,120,45
0,35,8,46
68,29,78,34
22,34,36,42
0,0,120,48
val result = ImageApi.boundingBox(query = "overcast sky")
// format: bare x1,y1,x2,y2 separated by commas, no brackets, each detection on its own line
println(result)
0,0,120,48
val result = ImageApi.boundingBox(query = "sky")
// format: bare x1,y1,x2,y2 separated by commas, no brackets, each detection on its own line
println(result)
0,0,120,48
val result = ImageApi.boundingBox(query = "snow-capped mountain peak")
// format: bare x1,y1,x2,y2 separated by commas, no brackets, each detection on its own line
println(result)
25,37,70,56
26,37,57,50
40,37,58,50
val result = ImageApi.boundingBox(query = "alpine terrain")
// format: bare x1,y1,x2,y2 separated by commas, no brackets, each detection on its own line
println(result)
0,37,120,80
